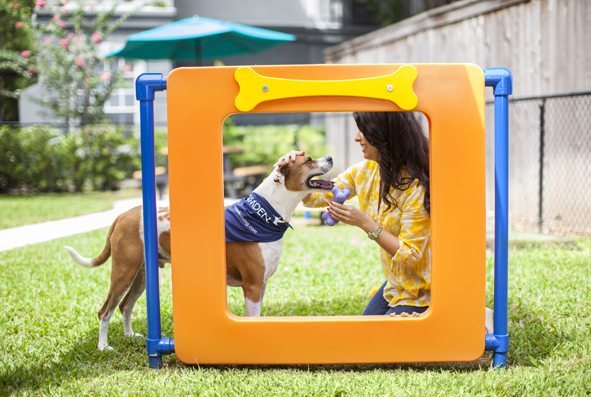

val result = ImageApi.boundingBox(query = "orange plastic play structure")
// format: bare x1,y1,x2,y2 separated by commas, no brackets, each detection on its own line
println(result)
166,64,486,364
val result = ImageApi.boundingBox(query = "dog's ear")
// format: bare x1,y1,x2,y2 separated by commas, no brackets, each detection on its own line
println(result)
273,163,289,184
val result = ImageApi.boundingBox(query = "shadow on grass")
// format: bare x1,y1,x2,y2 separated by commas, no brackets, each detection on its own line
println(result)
0,294,567,393
507,297,573,367
0,324,151,394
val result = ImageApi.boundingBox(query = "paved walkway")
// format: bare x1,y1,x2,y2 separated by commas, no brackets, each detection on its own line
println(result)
0,198,153,252
0,197,570,252
0,197,244,252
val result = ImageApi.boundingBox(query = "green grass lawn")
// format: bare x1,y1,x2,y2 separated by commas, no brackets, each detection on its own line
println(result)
0,188,141,229
0,226,590,396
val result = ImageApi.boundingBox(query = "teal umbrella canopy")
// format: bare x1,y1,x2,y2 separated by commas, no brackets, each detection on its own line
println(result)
107,16,296,63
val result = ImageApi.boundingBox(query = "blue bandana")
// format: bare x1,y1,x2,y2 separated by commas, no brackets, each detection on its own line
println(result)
225,192,292,243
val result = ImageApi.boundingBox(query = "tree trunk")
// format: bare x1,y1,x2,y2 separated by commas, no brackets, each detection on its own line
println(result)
0,96,20,122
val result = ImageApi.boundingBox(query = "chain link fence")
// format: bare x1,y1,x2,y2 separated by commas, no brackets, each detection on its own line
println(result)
486,91,591,236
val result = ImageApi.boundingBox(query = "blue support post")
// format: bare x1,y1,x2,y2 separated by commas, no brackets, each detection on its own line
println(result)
484,68,512,368
136,73,175,369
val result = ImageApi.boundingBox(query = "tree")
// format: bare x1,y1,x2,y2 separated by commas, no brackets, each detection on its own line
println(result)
357,0,460,27
32,0,134,130
0,0,37,121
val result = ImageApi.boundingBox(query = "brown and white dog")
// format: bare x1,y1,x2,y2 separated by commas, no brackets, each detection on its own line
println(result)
65,155,334,351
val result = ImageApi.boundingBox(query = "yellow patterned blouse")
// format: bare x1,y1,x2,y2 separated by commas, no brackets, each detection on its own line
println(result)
303,160,431,308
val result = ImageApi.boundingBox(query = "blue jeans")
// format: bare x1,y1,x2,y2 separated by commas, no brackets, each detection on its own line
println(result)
362,281,429,315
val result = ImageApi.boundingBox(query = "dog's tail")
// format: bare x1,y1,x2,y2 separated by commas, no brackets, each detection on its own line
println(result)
64,218,117,268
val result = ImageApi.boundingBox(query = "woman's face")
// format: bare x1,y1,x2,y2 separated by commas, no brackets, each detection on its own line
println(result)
354,130,379,161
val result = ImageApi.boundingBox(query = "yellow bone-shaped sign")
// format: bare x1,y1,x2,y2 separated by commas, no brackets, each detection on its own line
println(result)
234,65,418,112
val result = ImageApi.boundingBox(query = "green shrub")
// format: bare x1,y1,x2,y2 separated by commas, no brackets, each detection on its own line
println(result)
0,125,68,193
0,124,139,194
154,127,168,168
0,123,323,194
223,124,327,167
62,125,139,192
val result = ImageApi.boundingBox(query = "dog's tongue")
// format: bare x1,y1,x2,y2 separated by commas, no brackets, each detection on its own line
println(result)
309,178,334,190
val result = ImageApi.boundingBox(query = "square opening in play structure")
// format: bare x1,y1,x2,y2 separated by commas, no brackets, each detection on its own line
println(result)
221,111,430,318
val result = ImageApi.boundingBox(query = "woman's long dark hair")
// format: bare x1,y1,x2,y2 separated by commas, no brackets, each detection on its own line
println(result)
353,112,430,214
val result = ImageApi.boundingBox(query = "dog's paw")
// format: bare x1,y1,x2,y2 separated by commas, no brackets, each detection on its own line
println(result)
125,332,143,338
98,345,114,352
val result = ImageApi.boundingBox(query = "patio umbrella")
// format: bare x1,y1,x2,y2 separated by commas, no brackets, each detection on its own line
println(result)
107,16,296,64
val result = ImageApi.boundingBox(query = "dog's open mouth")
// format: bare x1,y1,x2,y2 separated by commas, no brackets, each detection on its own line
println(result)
306,175,334,190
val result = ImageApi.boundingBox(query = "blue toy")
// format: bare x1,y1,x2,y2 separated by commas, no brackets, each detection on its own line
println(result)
322,186,351,226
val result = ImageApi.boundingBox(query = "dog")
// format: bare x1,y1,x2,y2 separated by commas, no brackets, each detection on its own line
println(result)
64,155,334,351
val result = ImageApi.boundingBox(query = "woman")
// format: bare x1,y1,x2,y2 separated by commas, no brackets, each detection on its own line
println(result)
277,112,431,316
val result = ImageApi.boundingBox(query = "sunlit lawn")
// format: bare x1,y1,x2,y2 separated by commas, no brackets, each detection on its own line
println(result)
0,188,141,229
0,224,590,396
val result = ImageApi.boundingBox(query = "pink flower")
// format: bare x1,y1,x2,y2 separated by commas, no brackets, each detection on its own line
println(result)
52,15,60,22
59,38,70,49
74,57,85,68
20,50,31,58
43,37,52,45
35,0,46,8
58,21,66,29
101,71,112,82
15,21,25,29
27,67,38,77
91,32,103,44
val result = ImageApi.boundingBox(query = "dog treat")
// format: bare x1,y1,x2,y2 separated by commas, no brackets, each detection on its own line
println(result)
322,186,351,226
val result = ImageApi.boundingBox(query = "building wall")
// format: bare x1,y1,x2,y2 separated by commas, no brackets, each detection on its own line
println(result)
175,0,345,29
323,0,591,234
174,0,378,125
325,0,590,96
175,0,376,67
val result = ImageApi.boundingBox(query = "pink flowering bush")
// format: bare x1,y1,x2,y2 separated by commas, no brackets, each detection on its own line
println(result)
91,31,103,44
0,0,38,121
32,0,134,129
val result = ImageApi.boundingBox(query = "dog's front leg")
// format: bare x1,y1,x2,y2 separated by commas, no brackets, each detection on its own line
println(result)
243,282,264,316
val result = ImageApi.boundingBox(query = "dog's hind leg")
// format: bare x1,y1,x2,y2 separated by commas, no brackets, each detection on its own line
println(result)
119,265,146,337
97,258,143,351
97,309,114,351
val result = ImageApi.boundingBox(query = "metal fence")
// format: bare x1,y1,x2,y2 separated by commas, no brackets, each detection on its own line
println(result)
485,91,591,236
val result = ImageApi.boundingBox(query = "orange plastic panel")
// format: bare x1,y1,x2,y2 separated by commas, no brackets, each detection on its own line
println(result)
167,64,486,364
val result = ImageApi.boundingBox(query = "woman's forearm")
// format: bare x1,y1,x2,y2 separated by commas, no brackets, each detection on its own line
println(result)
359,219,400,256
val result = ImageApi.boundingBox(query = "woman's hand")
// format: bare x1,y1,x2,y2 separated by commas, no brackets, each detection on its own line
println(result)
327,201,377,232
273,151,305,169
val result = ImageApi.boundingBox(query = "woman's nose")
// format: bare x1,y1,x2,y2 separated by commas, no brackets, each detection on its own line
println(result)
354,131,362,141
